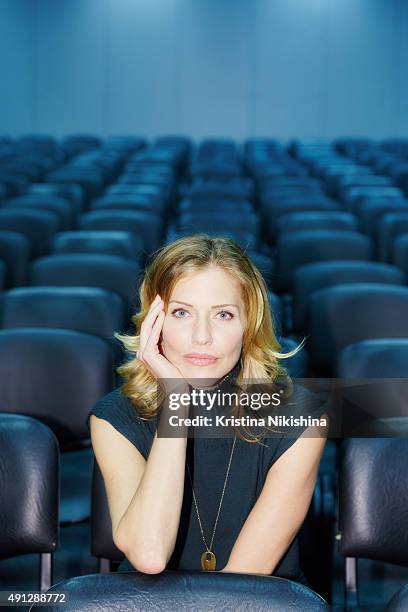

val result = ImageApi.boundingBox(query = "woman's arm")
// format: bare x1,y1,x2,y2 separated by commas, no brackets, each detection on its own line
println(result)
91,293,190,574
91,412,188,574
220,414,329,575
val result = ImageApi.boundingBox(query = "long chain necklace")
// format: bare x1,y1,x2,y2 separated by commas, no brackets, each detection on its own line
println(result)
186,434,237,571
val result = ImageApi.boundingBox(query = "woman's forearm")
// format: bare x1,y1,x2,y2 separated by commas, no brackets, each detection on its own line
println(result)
114,389,190,572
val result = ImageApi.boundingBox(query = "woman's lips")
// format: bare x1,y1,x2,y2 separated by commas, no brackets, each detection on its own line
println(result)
184,354,219,366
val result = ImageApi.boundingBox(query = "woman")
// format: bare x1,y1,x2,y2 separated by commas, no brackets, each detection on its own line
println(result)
89,234,329,584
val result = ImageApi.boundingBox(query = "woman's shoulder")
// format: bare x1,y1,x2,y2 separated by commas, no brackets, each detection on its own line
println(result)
91,386,126,408
88,386,136,420
259,380,328,471
87,386,157,458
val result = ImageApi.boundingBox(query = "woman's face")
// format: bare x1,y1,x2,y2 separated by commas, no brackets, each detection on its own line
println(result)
160,265,246,380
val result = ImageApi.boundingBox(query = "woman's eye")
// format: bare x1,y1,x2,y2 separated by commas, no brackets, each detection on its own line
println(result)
217,311,234,320
172,308,189,318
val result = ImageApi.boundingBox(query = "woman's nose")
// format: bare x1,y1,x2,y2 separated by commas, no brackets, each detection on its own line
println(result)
191,316,213,345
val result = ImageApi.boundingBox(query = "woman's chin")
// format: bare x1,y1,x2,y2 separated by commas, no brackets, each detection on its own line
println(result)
180,363,220,384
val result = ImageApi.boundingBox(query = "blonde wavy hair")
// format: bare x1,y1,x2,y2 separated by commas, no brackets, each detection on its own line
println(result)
116,233,305,430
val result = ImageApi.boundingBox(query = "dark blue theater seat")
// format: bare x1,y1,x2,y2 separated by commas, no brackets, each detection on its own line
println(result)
179,197,254,215
0,208,60,257
354,199,408,237
46,167,104,201
78,210,163,255
0,230,30,287
177,213,260,244
0,259,6,291
51,230,143,261
29,253,140,307
336,174,392,200
275,230,373,293
91,193,167,215
182,178,254,201
378,212,408,261
293,261,405,332
308,283,408,375
0,413,59,591
392,234,408,275
262,198,340,242
39,570,329,611
276,211,358,236
3,195,75,230
0,286,126,340
338,437,408,609
29,182,84,213
0,328,114,448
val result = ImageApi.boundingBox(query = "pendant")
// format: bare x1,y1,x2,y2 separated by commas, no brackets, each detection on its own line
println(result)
201,550,216,571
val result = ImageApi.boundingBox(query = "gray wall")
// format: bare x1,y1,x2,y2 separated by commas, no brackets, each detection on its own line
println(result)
1,0,407,140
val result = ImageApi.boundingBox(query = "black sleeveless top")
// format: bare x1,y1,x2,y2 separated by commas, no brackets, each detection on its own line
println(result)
87,372,327,586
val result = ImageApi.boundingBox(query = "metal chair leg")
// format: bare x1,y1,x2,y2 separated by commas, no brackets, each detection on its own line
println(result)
40,552,53,591
98,557,112,573
345,556,359,610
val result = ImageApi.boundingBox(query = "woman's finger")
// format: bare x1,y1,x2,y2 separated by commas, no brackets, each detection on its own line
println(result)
139,296,162,354
141,296,162,333
144,308,165,358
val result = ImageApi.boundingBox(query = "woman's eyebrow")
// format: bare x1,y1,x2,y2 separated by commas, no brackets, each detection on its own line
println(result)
169,300,239,309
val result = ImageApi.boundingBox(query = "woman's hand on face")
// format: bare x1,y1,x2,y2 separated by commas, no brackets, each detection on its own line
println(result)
138,294,185,384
